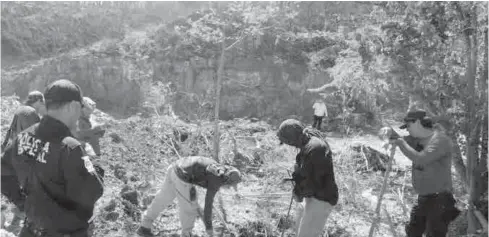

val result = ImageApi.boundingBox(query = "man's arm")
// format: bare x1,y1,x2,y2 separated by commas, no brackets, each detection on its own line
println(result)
62,146,104,216
203,187,218,231
395,133,450,166
17,111,40,133
2,116,18,150
77,126,105,142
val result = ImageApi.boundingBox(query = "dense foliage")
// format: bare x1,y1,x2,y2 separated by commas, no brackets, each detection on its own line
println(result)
0,1,203,66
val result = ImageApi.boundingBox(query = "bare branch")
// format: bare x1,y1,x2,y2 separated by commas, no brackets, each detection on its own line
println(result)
225,35,246,51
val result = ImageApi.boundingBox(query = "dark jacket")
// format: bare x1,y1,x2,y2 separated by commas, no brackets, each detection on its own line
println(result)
1,116,104,233
174,156,232,231
294,136,338,205
1,105,40,150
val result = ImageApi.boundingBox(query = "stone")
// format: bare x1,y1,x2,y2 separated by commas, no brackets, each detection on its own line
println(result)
105,212,119,222
104,199,117,212
114,165,128,183
121,190,139,206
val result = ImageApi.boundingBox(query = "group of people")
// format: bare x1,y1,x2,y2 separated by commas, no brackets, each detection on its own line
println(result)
1,80,105,237
1,79,461,237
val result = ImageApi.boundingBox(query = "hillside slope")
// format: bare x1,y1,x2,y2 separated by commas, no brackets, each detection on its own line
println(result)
1,96,474,237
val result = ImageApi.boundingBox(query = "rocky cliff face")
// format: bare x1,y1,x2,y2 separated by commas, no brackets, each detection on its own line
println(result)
156,53,334,124
1,35,334,124
1,41,142,116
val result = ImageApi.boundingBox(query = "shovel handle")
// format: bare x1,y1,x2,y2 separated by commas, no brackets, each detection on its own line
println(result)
368,145,396,237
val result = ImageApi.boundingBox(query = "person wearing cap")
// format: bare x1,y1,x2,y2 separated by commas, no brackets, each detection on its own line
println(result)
312,98,327,130
277,119,338,237
137,156,242,237
1,91,45,233
1,79,104,237
1,91,46,151
76,97,105,157
388,110,460,237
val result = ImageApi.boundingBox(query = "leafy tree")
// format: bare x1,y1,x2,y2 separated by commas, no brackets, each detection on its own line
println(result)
376,1,488,233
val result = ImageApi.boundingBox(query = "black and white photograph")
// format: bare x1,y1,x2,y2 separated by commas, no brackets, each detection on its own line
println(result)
0,1,488,237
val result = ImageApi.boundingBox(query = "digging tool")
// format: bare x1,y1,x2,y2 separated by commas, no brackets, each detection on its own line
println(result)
280,194,294,237
367,127,398,237
278,170,295,237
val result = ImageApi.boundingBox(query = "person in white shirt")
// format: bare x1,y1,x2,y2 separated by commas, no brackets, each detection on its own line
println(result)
312,99,327,130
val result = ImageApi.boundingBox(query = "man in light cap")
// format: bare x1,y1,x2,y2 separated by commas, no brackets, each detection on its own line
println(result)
1,90,45,232
76,97,105,157
137,156,242,237
1,91,46,150
1,79,104,237
277,119,338,237
388,110,460,237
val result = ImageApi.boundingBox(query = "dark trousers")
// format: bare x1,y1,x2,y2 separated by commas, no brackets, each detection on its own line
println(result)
405,192,460,237
312,115,324,130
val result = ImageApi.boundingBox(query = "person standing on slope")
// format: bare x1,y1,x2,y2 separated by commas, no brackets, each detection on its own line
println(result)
277,119,338,237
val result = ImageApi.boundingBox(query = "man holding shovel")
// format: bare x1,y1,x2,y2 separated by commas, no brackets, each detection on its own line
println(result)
386,110,460,237
277,119,338,237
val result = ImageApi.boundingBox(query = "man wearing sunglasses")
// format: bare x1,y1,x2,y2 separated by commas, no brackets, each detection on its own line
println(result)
1,79,104,237
389,110,460,237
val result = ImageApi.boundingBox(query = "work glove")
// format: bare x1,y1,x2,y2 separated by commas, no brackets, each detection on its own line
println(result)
291,171,304,184
292,186,303,203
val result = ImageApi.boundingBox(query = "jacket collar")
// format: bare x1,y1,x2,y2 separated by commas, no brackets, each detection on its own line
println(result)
37,116,73,141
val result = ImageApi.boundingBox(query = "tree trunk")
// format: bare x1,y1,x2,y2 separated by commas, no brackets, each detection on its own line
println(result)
479,28,488,177
450,133,469,191
213,39,226,162
465,4,480,234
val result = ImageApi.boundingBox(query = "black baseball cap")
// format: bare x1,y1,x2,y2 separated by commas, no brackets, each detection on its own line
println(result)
44,79,83,107
399,110,427,129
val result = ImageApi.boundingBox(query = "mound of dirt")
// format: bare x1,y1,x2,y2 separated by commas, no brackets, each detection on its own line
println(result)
350,143,390,172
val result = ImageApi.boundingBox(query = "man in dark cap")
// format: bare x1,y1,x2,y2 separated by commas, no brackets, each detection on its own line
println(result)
388,110,460,237
277,119,338,237
137,156,242,237
1,79,104,237
1,91,46,232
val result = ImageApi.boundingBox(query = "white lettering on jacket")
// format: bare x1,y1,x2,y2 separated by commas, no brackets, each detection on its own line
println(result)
17,133,49,164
